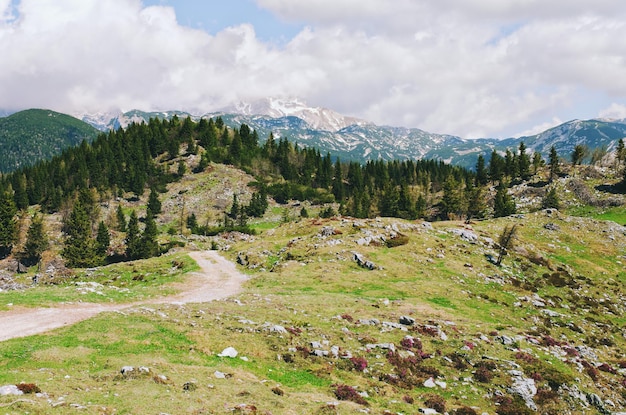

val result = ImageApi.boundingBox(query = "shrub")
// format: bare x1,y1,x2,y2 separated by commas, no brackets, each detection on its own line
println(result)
350,356,368,372
598,363,616,374
386,233,409,248
515,351,538,364
16,383,41,394
473,360,497,383
333,384,368,406
403,395,414,404
494,395,534,415
340,313,354,322
423,393,446,413
452,406,478,415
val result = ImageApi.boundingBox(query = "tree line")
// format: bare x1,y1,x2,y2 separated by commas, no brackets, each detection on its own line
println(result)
1,115,625,268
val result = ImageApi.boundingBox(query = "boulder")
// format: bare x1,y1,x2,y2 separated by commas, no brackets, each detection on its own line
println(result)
399,315,415,326
0,385,23,396
218,347,238,358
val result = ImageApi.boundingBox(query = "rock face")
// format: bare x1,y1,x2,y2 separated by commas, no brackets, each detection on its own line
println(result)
353,252,377,270
508,370,537,411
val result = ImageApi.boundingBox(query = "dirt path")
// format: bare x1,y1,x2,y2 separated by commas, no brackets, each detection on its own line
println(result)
0,251,247,342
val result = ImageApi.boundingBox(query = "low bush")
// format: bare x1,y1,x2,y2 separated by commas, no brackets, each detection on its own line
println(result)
333,384,368,406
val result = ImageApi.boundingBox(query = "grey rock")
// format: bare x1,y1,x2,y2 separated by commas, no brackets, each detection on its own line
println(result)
450,228,479,243
0,385,23,396
508,370,537,411
544,223,560,231
496,335,515,345
399,315,415,326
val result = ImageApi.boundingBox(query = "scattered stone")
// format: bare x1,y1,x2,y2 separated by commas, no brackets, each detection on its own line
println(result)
366,343,395,352
399,316,415,326
214,371,227,379
450,228,479,243
236,254,248,266
358,318,380,326
0,385,23,396
508,370,537,411
419,408,438,414
120,366,135,375
544,223,560,231
353,252,378,270
218,347,238,358
496,335,515,346
434,380,447,389
423,377,436,388
182,381,197,391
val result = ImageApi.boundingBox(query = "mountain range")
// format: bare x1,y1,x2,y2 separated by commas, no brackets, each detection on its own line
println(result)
1,98,625,173
76,98,626,168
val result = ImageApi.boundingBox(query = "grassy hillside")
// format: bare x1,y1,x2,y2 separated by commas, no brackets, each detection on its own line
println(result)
0,109,99,173
1,159,625,414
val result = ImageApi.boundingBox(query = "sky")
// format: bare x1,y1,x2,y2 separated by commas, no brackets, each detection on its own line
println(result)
1,0,626,139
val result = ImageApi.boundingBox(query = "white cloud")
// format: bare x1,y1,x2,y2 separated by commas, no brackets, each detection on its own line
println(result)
1,0,626,138
599,103,626,120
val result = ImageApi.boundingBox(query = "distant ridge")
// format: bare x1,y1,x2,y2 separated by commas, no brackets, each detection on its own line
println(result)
3,100,625,172
0,109,99,173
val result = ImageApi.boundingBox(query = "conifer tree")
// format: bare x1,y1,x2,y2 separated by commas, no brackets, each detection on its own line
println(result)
475,154,488,186
62,200,99,268
466,184,487,220
532,151,543,176
571,145,586,166
0,189,18,258
125,210,141,261
518,142,531,180
542,187,560,210
616,138,625,168
96,221,110,259
489,150,504,183
139,212,159,259
116,204,127,232
415,193,427,219
440,176,465,219
493,182,516,217
20,214,48,266
332,159,344,201
147,187,162,216
549,146,560,182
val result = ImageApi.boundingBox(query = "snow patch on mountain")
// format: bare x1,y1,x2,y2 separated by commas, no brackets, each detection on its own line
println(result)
220,97,369,132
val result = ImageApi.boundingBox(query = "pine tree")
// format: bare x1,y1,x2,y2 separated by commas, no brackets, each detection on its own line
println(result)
139,212,159,259
96,221,110,259
542,187,560,210
116,204,127,232
571,145,586,166
496,224,518,266
616,138,625,169
62,200,99,268
415,193,427,219
440,176,465,220
549,146,560,182
147,187,162,216
475,154,488,186
493,182,516,217
466,184,487,220
0,189,18,258
332,159,344,201
532,151,543,176
518,142,531,180
19,214,48,266
125,210,141,260
489,150,504,183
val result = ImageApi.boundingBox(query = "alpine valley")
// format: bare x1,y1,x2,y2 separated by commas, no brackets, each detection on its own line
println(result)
78,97,626,168
2,98,626,173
